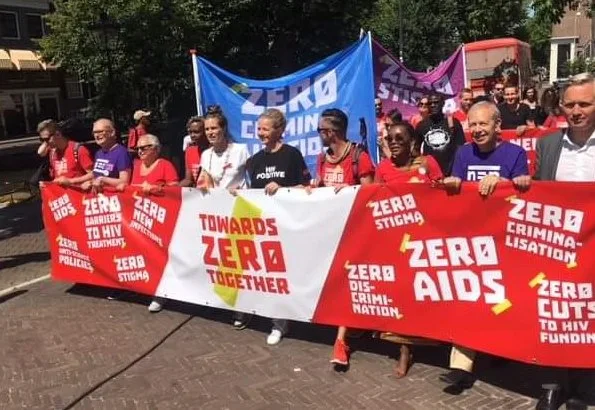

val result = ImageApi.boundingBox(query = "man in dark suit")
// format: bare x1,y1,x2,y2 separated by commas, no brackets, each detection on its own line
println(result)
534,72,595,410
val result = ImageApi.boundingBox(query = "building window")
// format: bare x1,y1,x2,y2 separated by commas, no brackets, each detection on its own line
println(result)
65,75,84,99
557,43,571,79
0,11,20,39
26,14,44,39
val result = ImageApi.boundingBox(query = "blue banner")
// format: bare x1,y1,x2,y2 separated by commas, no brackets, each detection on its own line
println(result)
195,34,377,175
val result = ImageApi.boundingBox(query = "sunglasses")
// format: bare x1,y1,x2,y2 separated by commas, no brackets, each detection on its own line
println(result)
317,127,338,134
39,137,50,142
137,144,154,152
384,135,409,144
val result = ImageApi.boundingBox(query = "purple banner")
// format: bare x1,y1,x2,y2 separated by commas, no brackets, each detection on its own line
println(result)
374,40,466,120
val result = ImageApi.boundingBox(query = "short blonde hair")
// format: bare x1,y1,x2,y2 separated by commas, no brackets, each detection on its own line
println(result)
259,108,287,132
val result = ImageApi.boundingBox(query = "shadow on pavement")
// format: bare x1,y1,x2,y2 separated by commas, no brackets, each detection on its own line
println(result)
0,199,44,241
0,289,28,304
62,283,592,403
0,251,50,270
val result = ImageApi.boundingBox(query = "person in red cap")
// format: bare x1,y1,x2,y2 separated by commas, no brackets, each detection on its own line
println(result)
127,110,151,154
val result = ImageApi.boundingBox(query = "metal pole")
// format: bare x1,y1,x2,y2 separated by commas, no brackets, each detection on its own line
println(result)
103,26,115,123
399,0,404,62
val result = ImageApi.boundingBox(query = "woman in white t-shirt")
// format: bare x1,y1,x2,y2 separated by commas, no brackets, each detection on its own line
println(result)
198,105,249,189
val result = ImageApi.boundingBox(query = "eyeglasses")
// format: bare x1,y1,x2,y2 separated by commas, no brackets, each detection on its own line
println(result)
39,136,50,142
137,144,154,152
317,127,338,135
93,129,111,135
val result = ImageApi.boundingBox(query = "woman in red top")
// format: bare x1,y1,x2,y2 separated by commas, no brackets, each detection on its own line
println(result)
131,134,179,192
131,133,178,313
376,121,444,184
180,116,207,187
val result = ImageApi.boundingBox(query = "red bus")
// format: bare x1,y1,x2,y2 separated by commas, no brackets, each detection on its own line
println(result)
464,38,532,95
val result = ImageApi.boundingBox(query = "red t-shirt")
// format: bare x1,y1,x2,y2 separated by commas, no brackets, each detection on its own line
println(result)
375,155,443,184
317,145,375,187
453,110,469,130
185,145,202,185
49,141,94,179
127,125,147,150
543,114,568,129
131,158,179,185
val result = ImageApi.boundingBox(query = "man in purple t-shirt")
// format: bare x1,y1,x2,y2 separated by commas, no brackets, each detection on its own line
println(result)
444,101,531,196
439,101,531,395
81,118,132,191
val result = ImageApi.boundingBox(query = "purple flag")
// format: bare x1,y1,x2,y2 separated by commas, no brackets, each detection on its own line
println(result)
373,40,466,120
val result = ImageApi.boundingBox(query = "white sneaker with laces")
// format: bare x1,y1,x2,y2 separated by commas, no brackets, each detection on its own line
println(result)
148,298,164,313
266,329,283,345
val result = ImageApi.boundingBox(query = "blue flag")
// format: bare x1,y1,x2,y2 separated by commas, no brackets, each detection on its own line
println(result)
195,34,377,176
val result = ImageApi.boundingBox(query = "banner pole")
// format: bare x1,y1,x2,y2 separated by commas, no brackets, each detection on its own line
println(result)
461,44,469,89
190,49,203,116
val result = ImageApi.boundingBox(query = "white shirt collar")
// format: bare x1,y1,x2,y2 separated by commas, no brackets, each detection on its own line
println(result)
562,128,595,148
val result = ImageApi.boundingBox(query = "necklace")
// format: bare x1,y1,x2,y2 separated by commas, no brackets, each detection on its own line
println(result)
207,143,232,186
325,143,352,165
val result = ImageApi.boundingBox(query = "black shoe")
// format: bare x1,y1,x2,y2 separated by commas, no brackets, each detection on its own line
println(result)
441,370,475,396
439,369,473,385
535,384,565,410
565,398,588,410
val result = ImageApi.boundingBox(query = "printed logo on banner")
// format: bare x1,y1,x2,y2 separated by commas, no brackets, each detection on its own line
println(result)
196,36,378,174
113,255,150,284
200,196,289,307
345,261,402,318
129,192,168,247
48,193,77,222
505,196,583,266
83,194,126,249
373,40,465,121
402,234,509,312
367,193,424,230
56,234,92,271
532,273,595,345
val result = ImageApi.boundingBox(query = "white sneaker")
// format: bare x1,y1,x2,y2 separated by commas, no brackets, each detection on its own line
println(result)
266,329,283,345
148,298,164,313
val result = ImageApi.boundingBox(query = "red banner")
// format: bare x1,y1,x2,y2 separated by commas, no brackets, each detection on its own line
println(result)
312,182,594,368
42,185,180,295
464,128,560,175
42,182,594,368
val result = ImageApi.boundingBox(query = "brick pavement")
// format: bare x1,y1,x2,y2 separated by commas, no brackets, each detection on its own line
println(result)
0,200,591,410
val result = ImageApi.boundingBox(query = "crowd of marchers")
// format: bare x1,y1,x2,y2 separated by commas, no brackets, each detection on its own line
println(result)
34,73,595,410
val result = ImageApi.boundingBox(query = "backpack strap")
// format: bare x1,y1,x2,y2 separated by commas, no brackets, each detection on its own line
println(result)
350,143,363,182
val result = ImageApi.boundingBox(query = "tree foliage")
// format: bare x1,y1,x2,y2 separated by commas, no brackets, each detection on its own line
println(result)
41,0,375,122
40,0,573,122
366,0,529,71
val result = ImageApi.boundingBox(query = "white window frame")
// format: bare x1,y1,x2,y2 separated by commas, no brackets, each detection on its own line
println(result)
25,13,45,39
0,11,20,40
65,74,84,99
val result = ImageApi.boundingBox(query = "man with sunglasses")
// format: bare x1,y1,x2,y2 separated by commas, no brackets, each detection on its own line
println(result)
315,108,374,367
491,82,505,105
81,118,132,192
36,119,94,186
415,93,465,175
